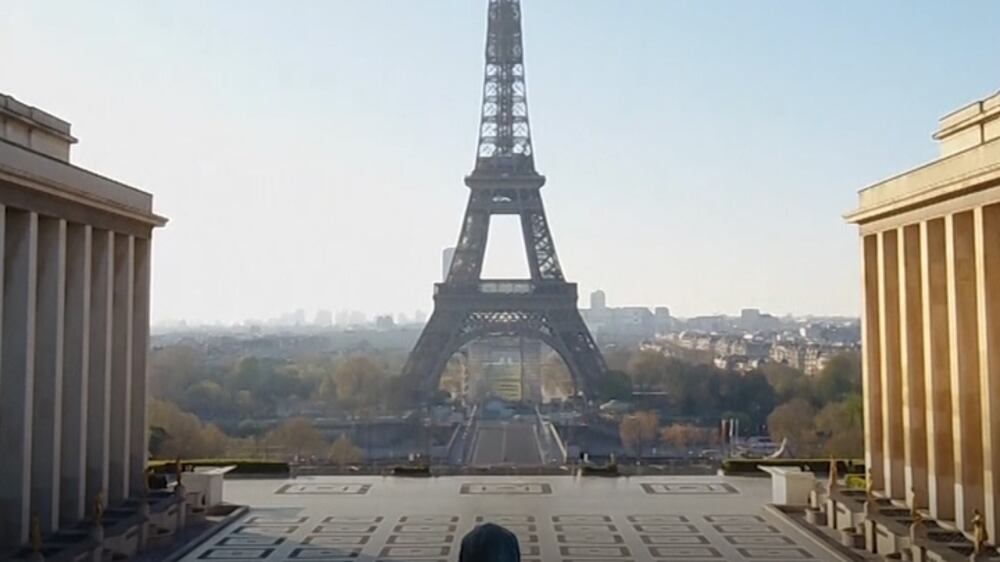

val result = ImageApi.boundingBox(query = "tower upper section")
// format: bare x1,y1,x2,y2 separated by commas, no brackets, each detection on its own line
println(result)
466,0,544,189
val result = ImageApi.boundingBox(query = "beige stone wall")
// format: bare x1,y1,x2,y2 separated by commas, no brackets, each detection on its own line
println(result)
0,97,164,548
847,89,1000,540
1,94,76,162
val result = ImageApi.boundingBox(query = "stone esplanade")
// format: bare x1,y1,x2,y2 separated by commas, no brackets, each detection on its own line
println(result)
179,475,839,562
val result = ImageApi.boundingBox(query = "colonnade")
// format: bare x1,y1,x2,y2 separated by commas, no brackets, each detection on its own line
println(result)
0,203,152,546
860,202,1000,539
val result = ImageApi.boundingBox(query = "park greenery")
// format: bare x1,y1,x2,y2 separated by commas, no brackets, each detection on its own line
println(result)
148,338,862,461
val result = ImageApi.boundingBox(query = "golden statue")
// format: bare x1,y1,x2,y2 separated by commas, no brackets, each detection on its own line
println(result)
909,511,926,544
93,491,104,525
828,457,839,490
30,513,42,554
972,509,988,555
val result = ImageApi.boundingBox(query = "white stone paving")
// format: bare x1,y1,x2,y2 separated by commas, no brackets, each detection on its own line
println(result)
181,475,838,562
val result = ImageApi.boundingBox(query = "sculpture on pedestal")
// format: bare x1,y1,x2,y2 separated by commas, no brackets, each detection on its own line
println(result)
92,492,104,526
864,467,877,517
30,513,42,560
972,509,988,556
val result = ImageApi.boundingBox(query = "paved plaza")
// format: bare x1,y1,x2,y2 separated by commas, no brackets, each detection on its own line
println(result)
181,476,838,562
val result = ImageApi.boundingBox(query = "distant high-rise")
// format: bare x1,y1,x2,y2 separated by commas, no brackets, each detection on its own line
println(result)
335,309,350,326
591,289,607,310
442,246,456,281
314,309,333,326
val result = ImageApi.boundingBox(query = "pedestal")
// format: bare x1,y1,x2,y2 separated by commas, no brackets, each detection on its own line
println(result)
760,466,816,506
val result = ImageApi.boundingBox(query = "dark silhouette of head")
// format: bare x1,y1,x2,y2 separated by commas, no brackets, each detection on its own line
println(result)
459,522,521,562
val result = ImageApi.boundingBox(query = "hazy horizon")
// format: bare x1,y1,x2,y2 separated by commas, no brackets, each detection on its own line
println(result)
4,1,999,323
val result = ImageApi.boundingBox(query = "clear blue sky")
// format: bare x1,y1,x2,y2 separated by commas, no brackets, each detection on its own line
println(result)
3,1,998,323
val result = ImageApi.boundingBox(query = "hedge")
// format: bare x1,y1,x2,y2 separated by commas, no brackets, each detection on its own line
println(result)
148,459,289,475
392,465,432,477
721,458,864,476
580,464,620,477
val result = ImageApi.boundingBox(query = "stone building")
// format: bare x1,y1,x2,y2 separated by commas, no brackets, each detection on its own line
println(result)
845,89,1000,542
0,93,166,548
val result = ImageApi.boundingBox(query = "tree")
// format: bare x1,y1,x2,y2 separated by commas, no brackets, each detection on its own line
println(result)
661,424,715,450
760,363,813,403
184,379,228,415
149,399,228,458
620,411,659,459
814,352,862,405
627,351,668,390
594,370,633,401
329,435,363,466
263,417,327,459
768,398,820,456
619,415,640,455
150,344,205,404
331,356,385,408
815,398,864,457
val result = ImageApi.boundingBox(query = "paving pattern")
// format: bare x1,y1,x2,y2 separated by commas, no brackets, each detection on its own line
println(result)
182,476,837,562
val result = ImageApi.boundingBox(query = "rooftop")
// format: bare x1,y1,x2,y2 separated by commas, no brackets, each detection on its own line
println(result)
0,92,165,226
845,89,1000,225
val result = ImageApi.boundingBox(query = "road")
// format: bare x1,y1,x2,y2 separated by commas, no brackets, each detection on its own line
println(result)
469,420,543,466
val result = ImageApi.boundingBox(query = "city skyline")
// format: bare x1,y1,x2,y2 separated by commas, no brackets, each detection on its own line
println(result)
5,1,1000,323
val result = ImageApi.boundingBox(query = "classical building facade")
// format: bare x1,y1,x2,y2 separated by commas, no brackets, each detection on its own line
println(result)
0,93,166,548
846,89,1000,540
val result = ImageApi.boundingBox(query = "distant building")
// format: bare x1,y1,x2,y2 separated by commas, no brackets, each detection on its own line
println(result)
590,289,607,310
335,309,350,326
653,306,673,334
579,290,659,345
314,309,333,326
686,315,728,333
374,314,395,330
739,308,780,331
466,337,541,402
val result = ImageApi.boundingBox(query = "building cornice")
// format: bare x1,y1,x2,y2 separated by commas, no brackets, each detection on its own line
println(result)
844,137,1000,225
0,139,166,227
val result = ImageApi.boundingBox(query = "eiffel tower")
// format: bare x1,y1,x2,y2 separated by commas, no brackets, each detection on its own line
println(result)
402,0,608,401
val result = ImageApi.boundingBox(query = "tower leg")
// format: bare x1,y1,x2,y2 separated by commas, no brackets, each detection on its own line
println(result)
402,309,464,399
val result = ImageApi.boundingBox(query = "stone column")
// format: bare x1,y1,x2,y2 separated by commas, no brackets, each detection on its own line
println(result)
108,233,133,503
129,236,151,497
945,211,985,530
86,229,113,511
879,229,905,498
61,223,91,525
0,208,38,547
974,203,1000,541
862,234,885,490
899,224,928,509
32,216,66,533
921,218,955,520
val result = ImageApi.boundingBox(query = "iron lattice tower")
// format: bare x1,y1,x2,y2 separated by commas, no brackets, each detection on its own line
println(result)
402,0,608,400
